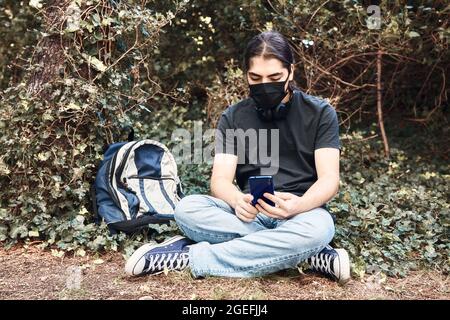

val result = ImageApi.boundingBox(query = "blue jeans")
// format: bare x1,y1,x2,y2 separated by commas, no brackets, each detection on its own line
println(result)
174,194,335,278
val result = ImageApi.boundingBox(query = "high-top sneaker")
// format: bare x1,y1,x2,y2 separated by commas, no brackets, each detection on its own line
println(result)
307,245,351,284
125,235,194,276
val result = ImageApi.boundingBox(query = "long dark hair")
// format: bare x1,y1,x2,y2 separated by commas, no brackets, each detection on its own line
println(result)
243,31,297,92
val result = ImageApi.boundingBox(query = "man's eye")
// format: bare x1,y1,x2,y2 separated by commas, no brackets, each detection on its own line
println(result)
271,78,281,81
250,78,260,81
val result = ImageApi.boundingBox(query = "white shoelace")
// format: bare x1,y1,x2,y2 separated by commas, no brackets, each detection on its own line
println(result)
145,252,189,273
309,253,336,277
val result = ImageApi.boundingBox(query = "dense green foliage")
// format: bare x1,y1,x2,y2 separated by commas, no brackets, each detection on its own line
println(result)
0,0,448,277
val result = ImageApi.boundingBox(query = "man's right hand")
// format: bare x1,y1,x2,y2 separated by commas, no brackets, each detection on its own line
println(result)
234,193,259,223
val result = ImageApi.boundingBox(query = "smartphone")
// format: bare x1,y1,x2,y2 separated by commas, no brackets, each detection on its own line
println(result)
248,175,275,207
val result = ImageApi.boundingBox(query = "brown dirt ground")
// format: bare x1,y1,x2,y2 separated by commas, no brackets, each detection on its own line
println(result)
0,245,448,300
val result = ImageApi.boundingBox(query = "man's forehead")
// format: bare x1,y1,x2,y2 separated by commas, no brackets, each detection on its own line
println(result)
248,57,285,75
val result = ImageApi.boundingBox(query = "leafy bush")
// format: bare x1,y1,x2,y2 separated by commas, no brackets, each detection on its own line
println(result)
0,0,190,254
330,127,449,277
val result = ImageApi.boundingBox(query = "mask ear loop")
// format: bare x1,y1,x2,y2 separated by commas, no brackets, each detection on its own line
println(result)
273,65,293,120
283,66,292,96
267,66,292,121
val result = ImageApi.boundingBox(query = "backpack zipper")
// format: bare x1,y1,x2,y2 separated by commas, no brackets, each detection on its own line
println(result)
115,141,139,189
128,175,176,181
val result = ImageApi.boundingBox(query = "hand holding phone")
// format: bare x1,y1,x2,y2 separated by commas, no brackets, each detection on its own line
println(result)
234,193,259,223
248,175,275,207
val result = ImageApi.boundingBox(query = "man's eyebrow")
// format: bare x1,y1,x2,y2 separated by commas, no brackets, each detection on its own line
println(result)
248,72,283,77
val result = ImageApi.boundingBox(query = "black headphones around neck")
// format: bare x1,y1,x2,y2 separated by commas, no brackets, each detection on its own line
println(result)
255,92,293,121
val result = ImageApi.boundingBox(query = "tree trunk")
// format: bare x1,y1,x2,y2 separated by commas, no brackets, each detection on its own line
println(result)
376,50,390,158
26,0,69,97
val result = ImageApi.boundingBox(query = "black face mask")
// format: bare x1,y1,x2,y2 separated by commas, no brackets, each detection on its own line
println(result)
249,69,291,121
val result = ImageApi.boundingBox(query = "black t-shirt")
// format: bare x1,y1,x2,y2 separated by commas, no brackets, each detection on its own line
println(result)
214,89,340,198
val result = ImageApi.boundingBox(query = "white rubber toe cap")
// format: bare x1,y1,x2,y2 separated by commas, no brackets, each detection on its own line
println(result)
124,243,154,276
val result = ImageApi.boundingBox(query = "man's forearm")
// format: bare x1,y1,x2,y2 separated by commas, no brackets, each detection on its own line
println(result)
295,176,339,213
210,178,243,209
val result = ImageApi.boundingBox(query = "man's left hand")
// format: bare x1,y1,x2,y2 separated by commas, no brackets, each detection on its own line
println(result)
255,191,303,219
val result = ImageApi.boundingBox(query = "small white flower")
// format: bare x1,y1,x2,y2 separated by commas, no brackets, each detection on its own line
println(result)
29,0,43,9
